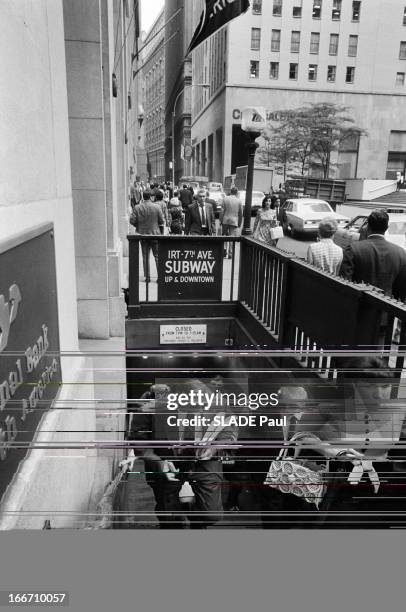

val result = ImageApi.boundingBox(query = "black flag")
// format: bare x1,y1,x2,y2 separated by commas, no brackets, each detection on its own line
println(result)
187,0,250,56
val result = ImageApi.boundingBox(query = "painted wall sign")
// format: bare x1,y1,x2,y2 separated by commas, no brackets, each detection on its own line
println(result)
160,324,207,344
0,225,60,502
158,240,223,302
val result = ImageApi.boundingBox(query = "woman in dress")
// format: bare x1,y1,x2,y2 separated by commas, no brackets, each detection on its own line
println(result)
168,190,184,234
253,195,279,246
293,357,406,527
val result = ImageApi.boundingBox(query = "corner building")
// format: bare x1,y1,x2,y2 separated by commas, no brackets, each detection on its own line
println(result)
191,0,406,183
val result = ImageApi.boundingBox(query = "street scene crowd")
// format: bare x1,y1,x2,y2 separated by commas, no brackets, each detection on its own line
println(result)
128,179,406,301
123,178,406,528
123,356,406,529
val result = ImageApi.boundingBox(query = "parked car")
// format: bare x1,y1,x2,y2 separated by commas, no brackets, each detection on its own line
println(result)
206,184,226,216
279,198,349,238
334,212,406,250
238,190,266,216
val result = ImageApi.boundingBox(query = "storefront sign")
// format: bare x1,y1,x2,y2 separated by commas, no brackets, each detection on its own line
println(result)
160,324,207,344
158,240,223,302
0,224,60,502
232,108,300,123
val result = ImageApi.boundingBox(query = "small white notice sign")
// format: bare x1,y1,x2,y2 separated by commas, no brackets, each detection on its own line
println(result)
160,324,207,344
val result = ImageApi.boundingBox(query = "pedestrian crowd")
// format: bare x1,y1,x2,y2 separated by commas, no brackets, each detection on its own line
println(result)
124,356,406,529
306,209,406,305
128,180,285,279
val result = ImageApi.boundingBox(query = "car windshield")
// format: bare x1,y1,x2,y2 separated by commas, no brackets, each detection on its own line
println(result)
209,186,222,192
253,192,264,198
302,203,332,213
350,217,367,229
388,221,406,235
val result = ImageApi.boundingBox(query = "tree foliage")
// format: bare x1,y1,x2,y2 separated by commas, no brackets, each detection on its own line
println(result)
255,103,367,179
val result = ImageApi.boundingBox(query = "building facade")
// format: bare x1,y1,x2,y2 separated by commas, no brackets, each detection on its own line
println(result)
0,0,142,528
191,0,406,184
164,0,196,184
143,9,166,183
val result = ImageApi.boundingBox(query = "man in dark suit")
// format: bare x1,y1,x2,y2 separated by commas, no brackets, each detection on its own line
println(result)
340,209,406,299
129,190,164,282
179,184,193,211
185,189,216,236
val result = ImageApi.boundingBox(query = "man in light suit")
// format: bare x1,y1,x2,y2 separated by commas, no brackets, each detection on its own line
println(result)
130,190,164,281
220,186,243,257
340,209,406,300
185,189,216,236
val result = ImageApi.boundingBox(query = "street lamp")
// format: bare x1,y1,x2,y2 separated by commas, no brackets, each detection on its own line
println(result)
240,107,267,235
171,83,210,188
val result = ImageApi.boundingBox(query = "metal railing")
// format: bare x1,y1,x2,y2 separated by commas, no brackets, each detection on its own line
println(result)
128,233,406,369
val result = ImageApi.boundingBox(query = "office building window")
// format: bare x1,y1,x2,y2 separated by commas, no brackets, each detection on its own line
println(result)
348,35,358,57
332,0,341,20
271,29,281,52
329,33,339,55
251,28,261,50
313,0,322,19
270,62,279,79
308,64,318,81
396,72,405,85
352,1,361,21
310,32,320,53
404,7,406,25
250,60,259,78
273,0,282,16
327,65,336,82
252,0,262,14
346,66,355,83
289,63,298,79
291,31,301,53
293,1,302,17
400,41,406,59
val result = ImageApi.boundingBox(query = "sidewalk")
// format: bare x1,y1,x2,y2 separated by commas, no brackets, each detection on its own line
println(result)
78,338,127,525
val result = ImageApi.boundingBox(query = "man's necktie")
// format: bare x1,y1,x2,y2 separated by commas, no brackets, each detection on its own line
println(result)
200,204,206,228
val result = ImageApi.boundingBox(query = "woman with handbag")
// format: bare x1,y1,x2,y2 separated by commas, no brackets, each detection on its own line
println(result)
253,195,282,246
287,357,406,528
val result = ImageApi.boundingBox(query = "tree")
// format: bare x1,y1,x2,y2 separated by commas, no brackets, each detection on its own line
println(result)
305,103,367,178
256,122,299,182
256,103,367,180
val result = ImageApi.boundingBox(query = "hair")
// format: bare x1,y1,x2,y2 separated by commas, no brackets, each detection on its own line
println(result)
230,186,238,195
318,217,338,238
367,209,389,234
340,357,395,380
183,184,188,189
154,190,164,201
142,190,151,201
262,195,272,209
173,190,179,197
339,356,395,399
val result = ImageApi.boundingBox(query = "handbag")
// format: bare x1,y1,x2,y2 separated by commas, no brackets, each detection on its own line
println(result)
270,225,284,240
264,431,329,509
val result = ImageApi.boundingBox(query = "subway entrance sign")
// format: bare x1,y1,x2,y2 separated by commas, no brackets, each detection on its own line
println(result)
158,240,223,302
